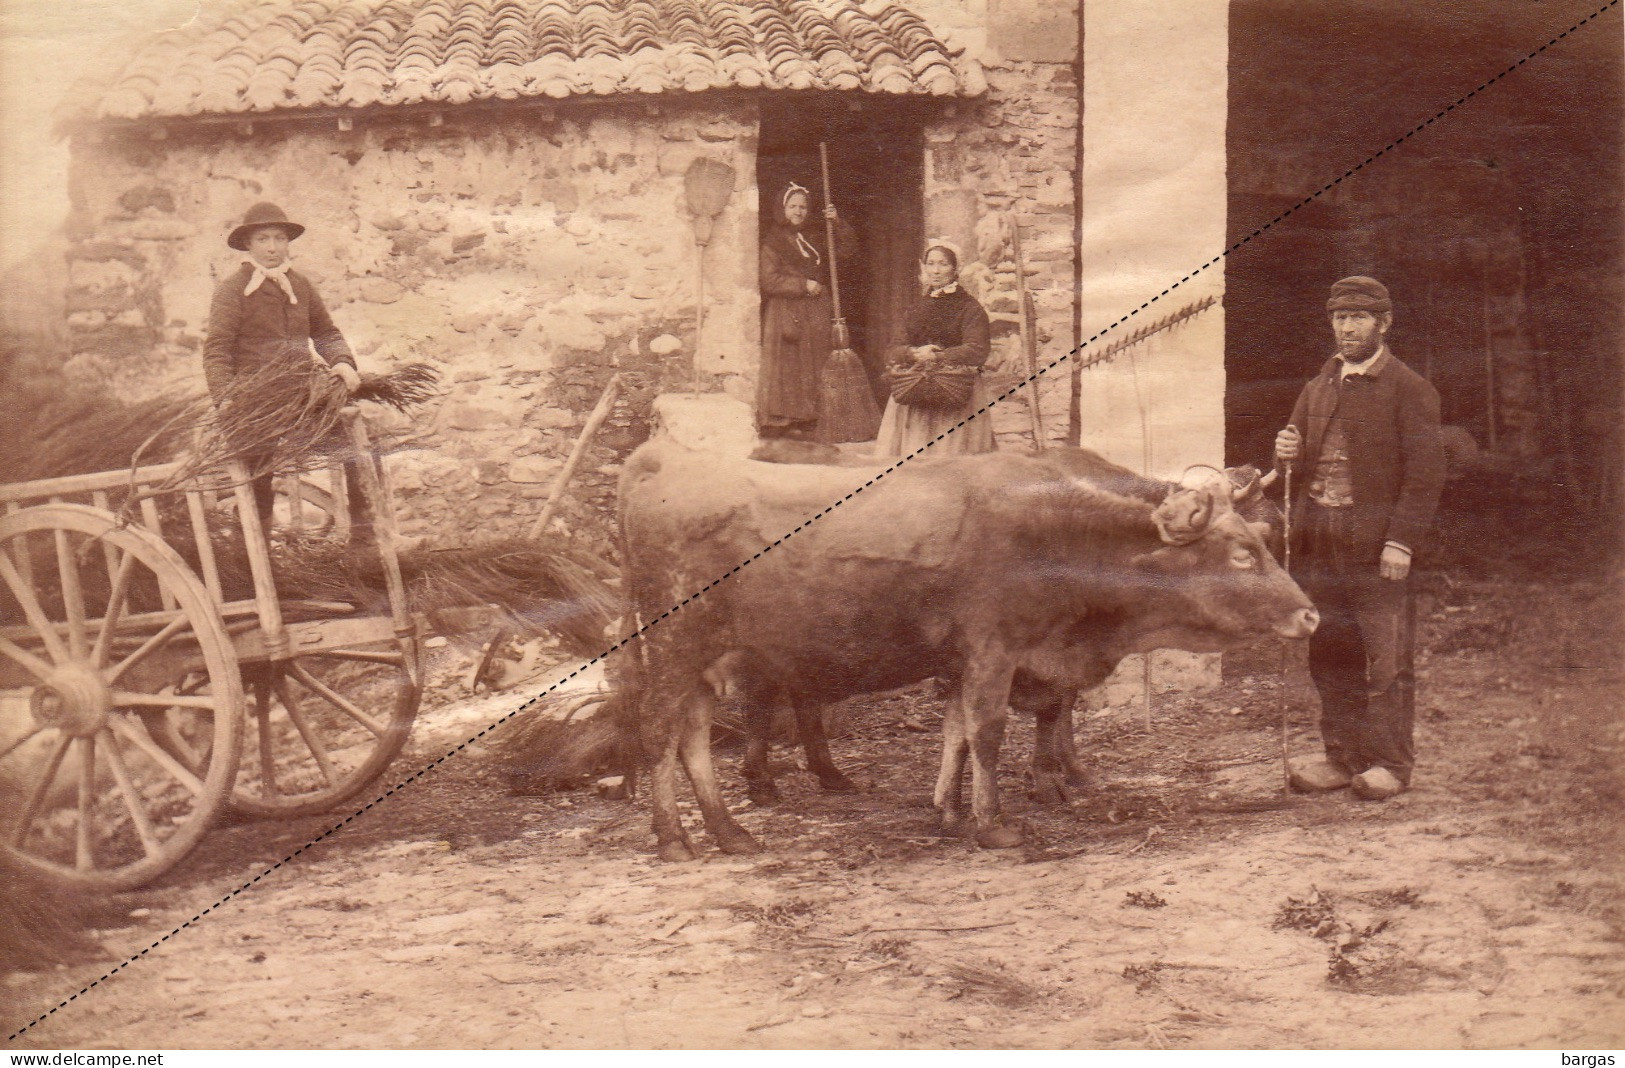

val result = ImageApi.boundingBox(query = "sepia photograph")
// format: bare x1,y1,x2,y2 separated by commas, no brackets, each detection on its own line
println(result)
0,0,1620,1052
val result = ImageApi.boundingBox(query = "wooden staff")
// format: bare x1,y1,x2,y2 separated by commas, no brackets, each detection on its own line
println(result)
526,373,622,541
1010,215,1045,451
1279,454,1295,793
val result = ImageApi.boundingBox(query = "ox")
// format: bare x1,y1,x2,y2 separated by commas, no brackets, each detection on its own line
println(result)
730,446,1286,807
617,441,1316,861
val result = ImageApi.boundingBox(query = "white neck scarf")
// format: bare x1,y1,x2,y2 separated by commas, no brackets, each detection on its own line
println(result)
925,282,959,298
792,231,820,264
244,261,297,304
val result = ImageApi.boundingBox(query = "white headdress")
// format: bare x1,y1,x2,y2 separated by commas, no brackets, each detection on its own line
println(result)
922,237,964,266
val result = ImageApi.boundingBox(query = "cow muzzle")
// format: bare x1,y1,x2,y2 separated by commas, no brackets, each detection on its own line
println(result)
1278,605,1319,639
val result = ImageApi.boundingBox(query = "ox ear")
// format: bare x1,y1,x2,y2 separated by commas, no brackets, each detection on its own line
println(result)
1224,463,1263,502
1153,483,1227,545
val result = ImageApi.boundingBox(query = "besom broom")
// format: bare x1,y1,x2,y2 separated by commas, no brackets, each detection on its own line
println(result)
815,141,881,444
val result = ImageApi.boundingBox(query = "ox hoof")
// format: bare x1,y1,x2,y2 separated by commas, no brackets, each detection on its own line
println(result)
1063,765,1093,790
717,830,762,856
657,839,698,863
1029,774,1071,806
746,781,780,806
975,824,1025,850
817,771,859,795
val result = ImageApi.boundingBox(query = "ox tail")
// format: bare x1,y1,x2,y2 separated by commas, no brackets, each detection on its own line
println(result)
0,852,109,977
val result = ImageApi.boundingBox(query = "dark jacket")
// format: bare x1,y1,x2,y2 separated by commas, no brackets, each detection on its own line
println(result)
202,263,354,402
1282,350,1446,562
886,286,991,369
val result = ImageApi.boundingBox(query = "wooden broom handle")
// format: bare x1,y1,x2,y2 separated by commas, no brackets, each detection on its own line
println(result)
818,142,845,325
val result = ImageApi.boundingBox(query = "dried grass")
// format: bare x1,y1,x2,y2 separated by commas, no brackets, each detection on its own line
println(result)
498,693,626,794
0,853,106,971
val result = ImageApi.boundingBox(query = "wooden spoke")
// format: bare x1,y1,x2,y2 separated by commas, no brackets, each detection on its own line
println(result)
10,732,71,848
55,529,89,660
101,728,161,859
0,723,45,764
286,660,387,737
91,550,137,668
0,549,69,664
107,714,204,798
254,677,278,798
75,734,96,871
106,615,190,685
111,690,222,710
0,633,53,682
273,674,337,786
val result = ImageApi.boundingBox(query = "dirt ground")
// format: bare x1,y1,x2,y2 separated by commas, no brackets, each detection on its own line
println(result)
3,563,1622,1050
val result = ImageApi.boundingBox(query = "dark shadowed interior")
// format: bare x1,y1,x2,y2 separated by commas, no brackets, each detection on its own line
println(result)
1225,0,1623,563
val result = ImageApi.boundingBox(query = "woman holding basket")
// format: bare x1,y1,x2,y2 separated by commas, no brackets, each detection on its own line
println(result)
873,239,995,457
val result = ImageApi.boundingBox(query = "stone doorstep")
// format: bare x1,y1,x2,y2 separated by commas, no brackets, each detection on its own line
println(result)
649,391,757,456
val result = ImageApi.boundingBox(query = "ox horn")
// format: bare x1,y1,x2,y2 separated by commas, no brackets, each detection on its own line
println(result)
1179,464,1234,498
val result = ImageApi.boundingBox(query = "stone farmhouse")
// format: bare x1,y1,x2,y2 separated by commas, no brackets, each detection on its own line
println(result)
55,0,1621,550
57,0,1227,544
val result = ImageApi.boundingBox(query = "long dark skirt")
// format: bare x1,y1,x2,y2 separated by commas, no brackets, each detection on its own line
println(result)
758,290,832,434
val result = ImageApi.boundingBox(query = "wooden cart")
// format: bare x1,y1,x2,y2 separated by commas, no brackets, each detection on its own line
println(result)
0,410,421,890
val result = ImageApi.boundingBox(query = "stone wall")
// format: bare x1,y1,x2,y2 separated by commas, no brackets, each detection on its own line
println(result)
63,99,760,548
919,61,1080,451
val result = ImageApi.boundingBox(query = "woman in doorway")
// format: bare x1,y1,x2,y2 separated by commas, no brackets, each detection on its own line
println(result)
757,181,854,440
873,239,995,457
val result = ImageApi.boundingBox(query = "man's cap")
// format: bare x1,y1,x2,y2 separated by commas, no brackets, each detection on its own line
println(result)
228,202,305,251
1326,275,1391,314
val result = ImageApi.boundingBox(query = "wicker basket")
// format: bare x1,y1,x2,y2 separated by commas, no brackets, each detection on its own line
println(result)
887,363,978,410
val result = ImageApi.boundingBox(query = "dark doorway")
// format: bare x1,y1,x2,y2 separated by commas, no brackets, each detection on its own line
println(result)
1224,195,1347,468
1226,0,1623,554
759,97,926,402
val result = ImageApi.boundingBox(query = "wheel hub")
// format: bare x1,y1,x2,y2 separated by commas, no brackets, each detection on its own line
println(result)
32,664,111,737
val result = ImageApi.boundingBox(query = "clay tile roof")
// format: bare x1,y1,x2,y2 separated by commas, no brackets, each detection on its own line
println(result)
83,0,982,122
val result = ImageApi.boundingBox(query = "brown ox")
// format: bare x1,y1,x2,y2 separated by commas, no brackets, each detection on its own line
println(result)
617,441,1317,861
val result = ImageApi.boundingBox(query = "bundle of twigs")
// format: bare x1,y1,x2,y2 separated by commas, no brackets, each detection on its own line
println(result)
353,362,440,411
198,525,620,656
156,360,441,495
501,690,627,795
0,381,199,483
0,361,440,495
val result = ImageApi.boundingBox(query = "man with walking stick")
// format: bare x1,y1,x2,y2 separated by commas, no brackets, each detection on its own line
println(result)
1276,276,1446,800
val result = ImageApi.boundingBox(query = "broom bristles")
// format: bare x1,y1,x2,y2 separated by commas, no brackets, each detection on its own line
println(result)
817,347,881,444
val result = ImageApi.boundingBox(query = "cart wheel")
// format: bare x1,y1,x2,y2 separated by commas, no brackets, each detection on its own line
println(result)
0,504,243,891
217,476,344,537
228,639,421,818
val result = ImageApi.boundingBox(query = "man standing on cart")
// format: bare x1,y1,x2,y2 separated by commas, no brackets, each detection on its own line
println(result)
202,202,369,540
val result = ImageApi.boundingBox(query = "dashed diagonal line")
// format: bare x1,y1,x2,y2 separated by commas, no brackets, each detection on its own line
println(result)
8,0,1616,1042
